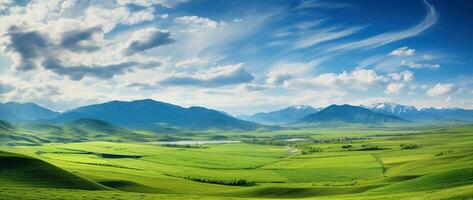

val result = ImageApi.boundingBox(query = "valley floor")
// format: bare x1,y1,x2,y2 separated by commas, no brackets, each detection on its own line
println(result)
1,124,473,199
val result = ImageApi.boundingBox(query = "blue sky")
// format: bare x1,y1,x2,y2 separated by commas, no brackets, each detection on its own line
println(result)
0,0,472,115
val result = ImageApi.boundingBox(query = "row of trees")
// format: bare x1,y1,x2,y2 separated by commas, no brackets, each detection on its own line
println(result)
166,174,255,186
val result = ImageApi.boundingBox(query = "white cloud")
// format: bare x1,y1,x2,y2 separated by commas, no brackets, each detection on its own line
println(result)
160,14,169,19
160,63,254,87
385,83,405,94
175,15,220,29
121,8,155,25
116,0,188,8
388,70,413,82
291,26,362,50
390,46,415,56
123,28,175,55
176,57,209,67
427,83,455,97
328,0,437,52
286,69,386,91
266,61,314,86
401,60,440,69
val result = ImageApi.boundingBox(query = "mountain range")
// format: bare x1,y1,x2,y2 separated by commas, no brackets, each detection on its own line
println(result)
0,102,59,122
0,100,472,132
364,103,444,122
238,105,319,125
45,99,261,131
298,104,408,125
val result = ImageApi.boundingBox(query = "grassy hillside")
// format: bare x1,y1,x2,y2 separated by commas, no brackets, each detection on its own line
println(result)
0,124,472,199
0,151,106,190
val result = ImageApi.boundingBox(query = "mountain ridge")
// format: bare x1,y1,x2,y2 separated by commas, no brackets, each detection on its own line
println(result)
48,99,263,131
239,105,319,125
298,104,408,125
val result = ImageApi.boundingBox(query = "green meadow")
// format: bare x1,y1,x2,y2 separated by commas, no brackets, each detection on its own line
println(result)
1,124,473,200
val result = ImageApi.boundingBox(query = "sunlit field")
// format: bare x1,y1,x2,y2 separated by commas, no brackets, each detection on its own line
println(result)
2,124,472,200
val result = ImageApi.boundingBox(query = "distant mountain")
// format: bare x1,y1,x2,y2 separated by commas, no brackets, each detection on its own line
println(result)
49,99,262,131
298,104,408,125
0,102,59,122
239,105,319,125
365,103,443,122
420,108,473,121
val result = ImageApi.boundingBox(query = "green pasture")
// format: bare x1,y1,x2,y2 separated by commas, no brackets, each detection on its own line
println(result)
1,124,473,199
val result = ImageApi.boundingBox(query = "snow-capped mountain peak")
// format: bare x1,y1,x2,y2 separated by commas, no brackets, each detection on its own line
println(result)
365,102,417,115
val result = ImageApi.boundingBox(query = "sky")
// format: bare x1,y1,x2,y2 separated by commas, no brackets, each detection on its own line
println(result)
0,0,472,115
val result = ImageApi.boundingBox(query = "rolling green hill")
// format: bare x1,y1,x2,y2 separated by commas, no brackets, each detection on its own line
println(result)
0,150,106,190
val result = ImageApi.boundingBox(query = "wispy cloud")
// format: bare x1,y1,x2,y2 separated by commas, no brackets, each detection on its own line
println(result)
328,0,437,52
297,0,354,9
291,26,363,50
160,63,254,87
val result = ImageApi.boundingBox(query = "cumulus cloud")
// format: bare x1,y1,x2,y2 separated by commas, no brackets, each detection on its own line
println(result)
390,46,415,56
42,58,161,80
121,8,155,25
359,49,442,72
266,62,314,86
59,26,103,52
385,83,405,94
160,63,254,87
265,58,330,86
123,28,175,55
3,27,49,71
0,1,171,81
286,69,386,91
388,70,413,82
427,83,455,97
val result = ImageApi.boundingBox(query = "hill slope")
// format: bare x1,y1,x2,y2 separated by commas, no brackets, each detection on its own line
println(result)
420,107,473,121
0,102,59,122
299,104,408,125
239,105,319,125
50,99,262,130
63,118,127,134
0,151,107,190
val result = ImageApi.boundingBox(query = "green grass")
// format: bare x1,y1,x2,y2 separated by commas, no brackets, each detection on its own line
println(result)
0,151,106,190
1,123,473,199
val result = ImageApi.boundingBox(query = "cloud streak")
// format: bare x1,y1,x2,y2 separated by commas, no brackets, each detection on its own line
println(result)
328,0,437,52
160,63,254,87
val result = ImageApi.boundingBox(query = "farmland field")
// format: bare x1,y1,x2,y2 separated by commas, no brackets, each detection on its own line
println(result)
1,124,473,200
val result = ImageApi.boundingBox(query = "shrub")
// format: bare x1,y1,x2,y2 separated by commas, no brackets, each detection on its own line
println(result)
359,145,387,151
400,144,419,150
165,174,255,186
